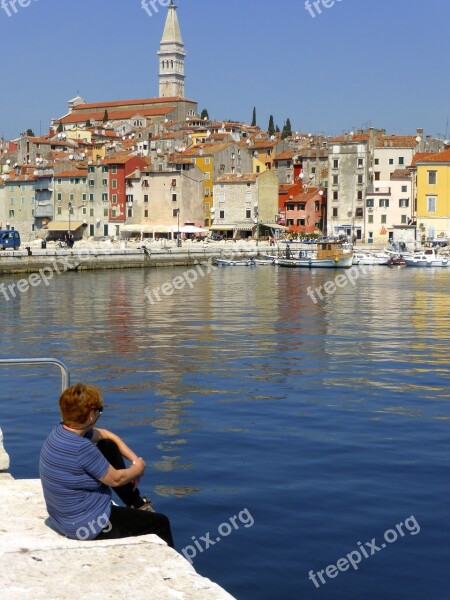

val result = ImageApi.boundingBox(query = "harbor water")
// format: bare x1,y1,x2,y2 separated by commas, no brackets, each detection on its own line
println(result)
0,263,449,599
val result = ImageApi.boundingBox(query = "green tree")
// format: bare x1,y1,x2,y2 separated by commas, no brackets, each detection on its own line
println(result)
251,107,256,127
275,125,281,134
282,118,292,139
26,128,35,137
103,110,109,123
268,115,275,137
201,108,209,119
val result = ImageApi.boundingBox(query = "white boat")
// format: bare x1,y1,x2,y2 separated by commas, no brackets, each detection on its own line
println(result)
215,258,256,266
277,241,353,269
352,252,390,266
403,248,449,267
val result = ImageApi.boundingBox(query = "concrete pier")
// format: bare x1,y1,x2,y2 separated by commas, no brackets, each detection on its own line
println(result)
0,432,235,599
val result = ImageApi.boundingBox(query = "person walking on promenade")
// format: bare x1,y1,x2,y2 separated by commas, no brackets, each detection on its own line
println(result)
39,383,174,547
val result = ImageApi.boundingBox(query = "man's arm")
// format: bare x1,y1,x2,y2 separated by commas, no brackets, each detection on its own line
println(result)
90,428,139,463
99,458,145,488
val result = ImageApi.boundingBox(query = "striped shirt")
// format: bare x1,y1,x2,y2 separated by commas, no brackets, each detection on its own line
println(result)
39,423,112,540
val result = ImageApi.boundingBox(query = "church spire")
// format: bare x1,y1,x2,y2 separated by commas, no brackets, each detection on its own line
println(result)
158,1,186,98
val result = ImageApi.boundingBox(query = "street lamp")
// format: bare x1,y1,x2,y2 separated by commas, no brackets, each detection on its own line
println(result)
253,202,259,246
68,201,72,235
176,207,181,247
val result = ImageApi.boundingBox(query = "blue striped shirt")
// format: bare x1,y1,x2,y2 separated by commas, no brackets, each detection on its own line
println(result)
39,423,112,540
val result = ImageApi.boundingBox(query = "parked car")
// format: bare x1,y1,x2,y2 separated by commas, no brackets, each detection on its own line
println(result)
0,230,20,250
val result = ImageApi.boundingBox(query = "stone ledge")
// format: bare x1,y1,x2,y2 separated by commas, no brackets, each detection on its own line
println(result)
0,427,10,472
0,479,235,600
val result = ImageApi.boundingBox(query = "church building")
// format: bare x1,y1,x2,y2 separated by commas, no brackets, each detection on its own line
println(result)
52,1,197,131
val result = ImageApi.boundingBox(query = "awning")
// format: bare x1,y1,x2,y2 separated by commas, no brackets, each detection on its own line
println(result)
178,225,208,233
46,221,83,231
262,223,287,230
210,225,235,231
152,225,172,233
120,224,143,233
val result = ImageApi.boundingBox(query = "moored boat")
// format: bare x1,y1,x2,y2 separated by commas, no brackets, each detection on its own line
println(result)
215,258,256,266
352,252,390,266
277,241,353,269
403,248,449,267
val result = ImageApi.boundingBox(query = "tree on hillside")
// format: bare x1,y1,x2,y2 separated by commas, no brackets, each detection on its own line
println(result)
26,128,35,137
275,125,281,134
201,108,209,120
282,118,292,139
251,107,256,127
268,115,275,137
103,110,109,123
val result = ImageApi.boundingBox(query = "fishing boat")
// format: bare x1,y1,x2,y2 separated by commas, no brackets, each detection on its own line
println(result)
215,258,256,266
277,241,353,269
403,248,449,267
352,252,390,266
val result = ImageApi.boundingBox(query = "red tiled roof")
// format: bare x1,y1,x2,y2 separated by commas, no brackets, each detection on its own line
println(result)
181,142,233,157
216,173,258,183
414,149,450,164
56,170,88,178
274,150,295,161
72,97,197,111
376,135,417,148
60,107,173,124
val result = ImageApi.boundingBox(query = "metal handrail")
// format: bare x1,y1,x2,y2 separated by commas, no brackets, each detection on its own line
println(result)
0,358,70,392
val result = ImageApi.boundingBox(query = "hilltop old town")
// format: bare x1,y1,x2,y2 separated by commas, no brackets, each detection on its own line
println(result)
1,2,449,249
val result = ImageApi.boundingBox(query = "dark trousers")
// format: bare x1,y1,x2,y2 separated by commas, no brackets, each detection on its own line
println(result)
95,439,174,548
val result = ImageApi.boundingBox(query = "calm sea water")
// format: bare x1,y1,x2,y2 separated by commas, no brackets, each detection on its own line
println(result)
0,263,449,599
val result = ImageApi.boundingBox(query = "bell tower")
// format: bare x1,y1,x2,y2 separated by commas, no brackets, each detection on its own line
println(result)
158,1,186,98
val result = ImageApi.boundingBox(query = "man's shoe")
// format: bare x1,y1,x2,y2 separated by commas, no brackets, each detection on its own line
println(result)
137,496,155,512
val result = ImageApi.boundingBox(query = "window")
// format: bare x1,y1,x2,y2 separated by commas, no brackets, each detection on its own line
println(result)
428,171,437,185
204,157,210,165
112,180,117,189
357,191,363,200
389,158,394,165
357,158,364,168
246,209,251,219
379,199,389,208
144,210,149,218
102,166,108,173
102,193,107,202
104,208,108,217
103,179,108,186
399,199,409,207
9,210,14,217
144,195,149,203
111,166,117,174
112,209,117,217
399,157,404,165
82,194,87,202
57,193,62,201
366,199,374,207
374,158,379,165
368,215,373,224
332,208,338,217
57,206,62,216
333,159,339,169
57,178,62,185
356,207,363,217
297,219,305,226
21,196,26,205
299,203,306,210
357,174,363,185
333,191,338,201
172,209,178,217
90,208,94,217
172,194,177,202
88,166,95,173
89,180,94,187
127,208,133,218
10,198,14,205
205,172,210,180
69,194,74,202
401,185,407,193
112,194,117,204
286,204,294,211
333,175,339,185
219,210,225,219
69,206,74,215
401,215,407,224
427,195,436,212
381,215,387,224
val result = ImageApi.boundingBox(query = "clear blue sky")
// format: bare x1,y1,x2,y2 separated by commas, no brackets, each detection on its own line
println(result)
1,0,449,140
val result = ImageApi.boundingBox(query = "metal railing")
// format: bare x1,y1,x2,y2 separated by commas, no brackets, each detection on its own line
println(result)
0,358,70,392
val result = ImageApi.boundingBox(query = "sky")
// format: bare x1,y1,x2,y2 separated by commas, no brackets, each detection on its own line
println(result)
1,0,449,141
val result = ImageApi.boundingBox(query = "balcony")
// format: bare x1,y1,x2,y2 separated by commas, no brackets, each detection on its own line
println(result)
366,186,391,195
35,204,53,218
35,181,54,192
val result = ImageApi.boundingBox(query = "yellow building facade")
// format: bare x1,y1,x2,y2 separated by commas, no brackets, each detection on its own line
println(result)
416,149,450,238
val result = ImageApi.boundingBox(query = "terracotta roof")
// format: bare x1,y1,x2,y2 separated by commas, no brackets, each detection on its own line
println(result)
167,155,194,164
56,170,88,178
60,107,173,125
329,134,370,143
409,152,434,167
5,173,37,183
72,97,197,111
250,140,279,150
413,148,450,164
390,169,411,179
181,142,233,157
274,150,295,161
216,173,258,183
376,135,417,148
